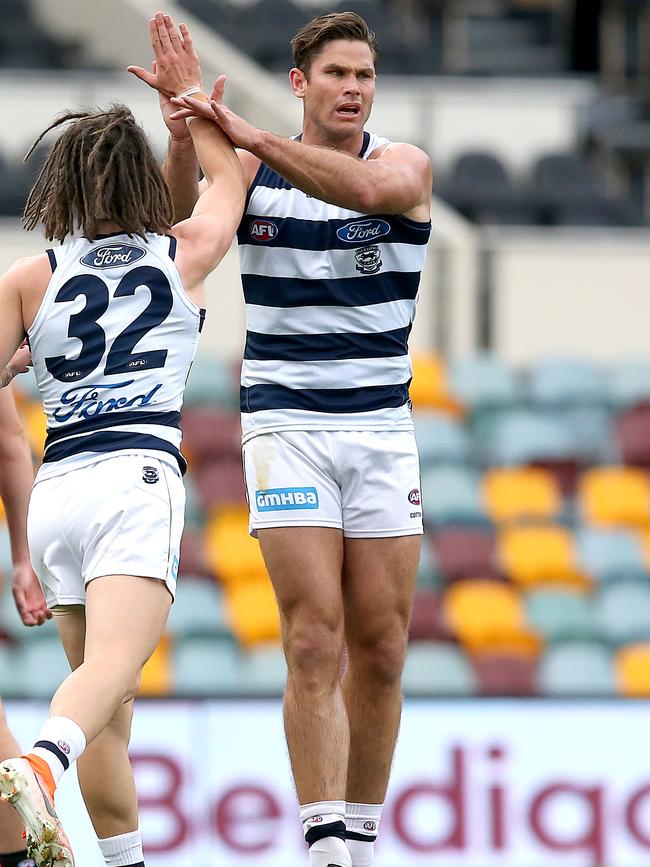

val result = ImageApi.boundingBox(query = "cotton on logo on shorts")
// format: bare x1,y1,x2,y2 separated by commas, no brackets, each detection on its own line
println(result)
256,487,319,511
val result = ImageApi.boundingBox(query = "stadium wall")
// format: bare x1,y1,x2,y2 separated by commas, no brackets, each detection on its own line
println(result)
7,698,650,867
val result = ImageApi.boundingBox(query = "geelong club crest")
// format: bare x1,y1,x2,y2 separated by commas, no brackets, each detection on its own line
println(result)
355,244,382,274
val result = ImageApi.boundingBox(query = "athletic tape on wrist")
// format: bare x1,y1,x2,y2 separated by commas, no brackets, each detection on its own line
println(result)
176,85,204,99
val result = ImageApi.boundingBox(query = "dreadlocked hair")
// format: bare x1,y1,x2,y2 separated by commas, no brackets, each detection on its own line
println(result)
23,104,174,243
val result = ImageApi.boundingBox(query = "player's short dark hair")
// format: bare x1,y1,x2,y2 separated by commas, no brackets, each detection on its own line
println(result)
291,11,378,76
23,104,174,242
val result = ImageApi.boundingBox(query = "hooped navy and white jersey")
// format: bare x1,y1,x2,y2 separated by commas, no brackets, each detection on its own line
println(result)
29,231,204,481
237,131,431,443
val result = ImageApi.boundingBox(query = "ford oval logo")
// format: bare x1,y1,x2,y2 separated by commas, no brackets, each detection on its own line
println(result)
336,219,391,244
81,244,146,270
250,219,279,242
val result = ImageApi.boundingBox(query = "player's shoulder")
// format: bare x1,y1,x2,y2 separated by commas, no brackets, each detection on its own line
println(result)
237,148,262,188
4,252,52,286
371,139,431,169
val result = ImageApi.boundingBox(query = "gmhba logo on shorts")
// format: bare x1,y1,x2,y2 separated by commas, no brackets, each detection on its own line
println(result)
256,487,319,511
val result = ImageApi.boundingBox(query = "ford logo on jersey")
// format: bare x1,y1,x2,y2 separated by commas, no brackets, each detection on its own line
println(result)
336,219,391,244
256,487,319,511
249,219,278,242
81,244,146,269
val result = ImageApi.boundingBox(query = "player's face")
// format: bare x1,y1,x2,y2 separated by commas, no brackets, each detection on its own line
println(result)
292,39,376,141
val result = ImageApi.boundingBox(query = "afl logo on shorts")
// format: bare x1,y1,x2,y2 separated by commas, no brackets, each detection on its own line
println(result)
363,821,377,833
250,219,278,242
142,466,159,484
57,739,71,755
408,488,421,506
81,244,146,269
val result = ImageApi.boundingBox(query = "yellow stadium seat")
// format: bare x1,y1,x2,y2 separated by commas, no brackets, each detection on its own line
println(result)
225,577,281,647
498,524,590,590
483,467,561,524
579,466,650,527
21,401,47,458
616,643,650,696
205,505,269,585
139,634,172,696
442,578,541,655
409,352,464,416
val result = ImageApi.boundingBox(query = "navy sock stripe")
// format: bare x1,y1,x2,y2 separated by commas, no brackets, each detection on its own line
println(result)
0,849,34,867
33,740,69,771
305,820,347,847
345,830,377,842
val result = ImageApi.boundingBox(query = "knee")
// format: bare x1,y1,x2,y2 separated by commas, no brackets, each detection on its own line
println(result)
282,612,344,690
347,622,410,688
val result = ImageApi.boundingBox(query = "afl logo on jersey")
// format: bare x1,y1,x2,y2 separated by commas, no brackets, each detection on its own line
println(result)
250,219,278,242
81,244,146,270
337,218,390,244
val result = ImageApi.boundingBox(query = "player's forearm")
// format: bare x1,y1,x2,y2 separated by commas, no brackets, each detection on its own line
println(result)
0,437,33,566
252,131,412,213
163,135,200,223
189,117,245,198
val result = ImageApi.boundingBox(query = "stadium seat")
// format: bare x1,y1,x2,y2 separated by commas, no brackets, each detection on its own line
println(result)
180,407,241,464
402,641,477,695
482,409,578,466
442,579,540,654
538,642,615,695
615,643,650,696
498,524,589,590
183,475,206,531
482,466,562,524
526,589,599,643
609,359,650,408
172,635,241,695
408,592,447,641
578,466,650,527
205,505,269,585
193,456,247,510
167,578,232,639
431,526,500,582
178,529,212,579
409,352,464,415
414,413,472,467
183,353,239,408
595,582,650,645
18,633,71,698
575,527,646,582
239,643,287,695
530,152,602,207
449,354,520,411
561,406,615,463
225,577,281,647
421,466,487,526
473,652,538,696
139,635,172,696
527,357,608,407
415,537,441,591
616,405,650,467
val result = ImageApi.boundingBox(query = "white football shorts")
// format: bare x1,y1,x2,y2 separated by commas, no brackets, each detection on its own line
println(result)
28,454,185,607
243,429,423,538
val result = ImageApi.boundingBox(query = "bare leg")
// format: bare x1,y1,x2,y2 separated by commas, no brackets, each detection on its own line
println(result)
0,700,29,854
49,574,171,744
257,527,348,804
342,536,420,803
53,605,139,838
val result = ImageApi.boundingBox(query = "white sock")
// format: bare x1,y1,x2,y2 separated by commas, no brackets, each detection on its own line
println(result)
346,803,382,867
98,829,144,866
300,800,351,867
31,715,87,785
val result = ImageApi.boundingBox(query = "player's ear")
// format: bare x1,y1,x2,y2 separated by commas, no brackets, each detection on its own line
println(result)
289,67,307,99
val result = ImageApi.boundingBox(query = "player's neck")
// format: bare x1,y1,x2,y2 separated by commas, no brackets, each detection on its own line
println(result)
95,220,126,235
300,122,364,157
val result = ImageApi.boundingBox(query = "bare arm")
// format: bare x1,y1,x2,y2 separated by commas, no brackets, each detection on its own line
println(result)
0,388,50,626
172,95,432,217
164,133,200,223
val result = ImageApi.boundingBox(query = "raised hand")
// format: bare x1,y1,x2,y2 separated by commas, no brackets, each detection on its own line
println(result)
128,11,202,98
170,77,264,152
